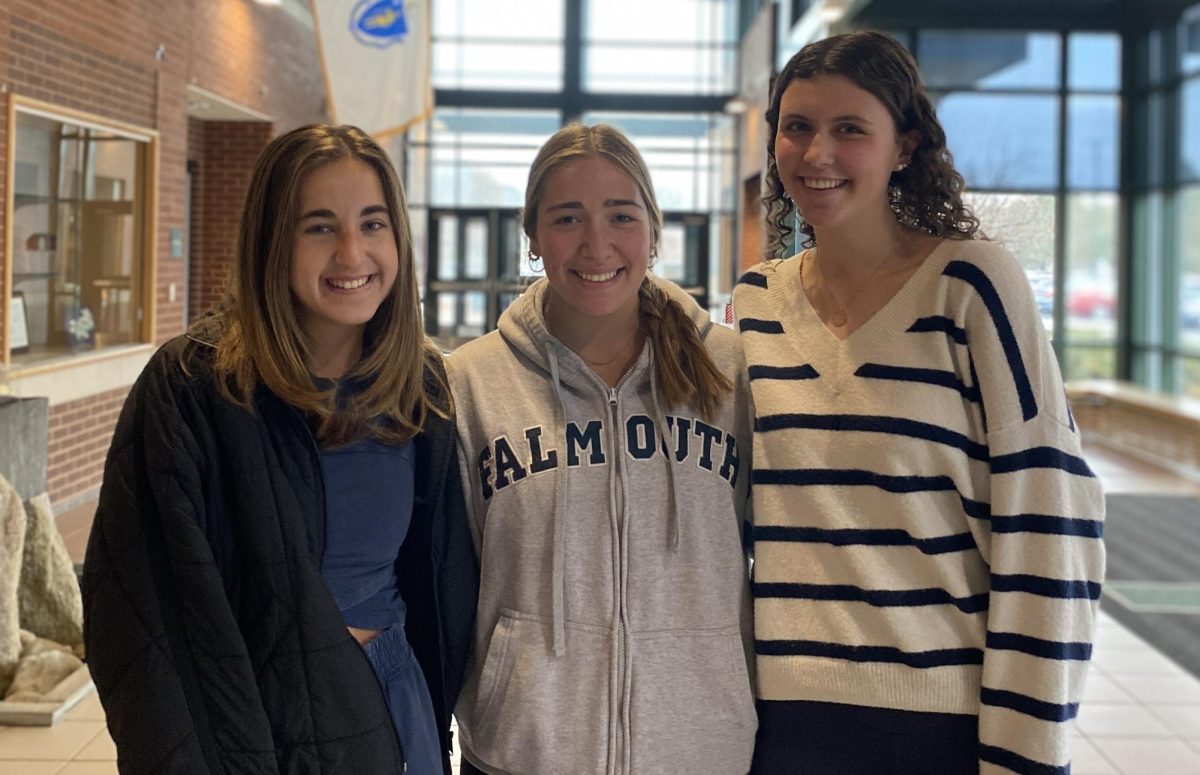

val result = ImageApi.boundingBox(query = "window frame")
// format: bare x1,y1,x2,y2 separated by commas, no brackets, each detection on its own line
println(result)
3,94,159,373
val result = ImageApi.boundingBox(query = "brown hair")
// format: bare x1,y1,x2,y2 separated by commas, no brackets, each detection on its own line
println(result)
523,123,732,420
196,124,445,446
764,30,982,256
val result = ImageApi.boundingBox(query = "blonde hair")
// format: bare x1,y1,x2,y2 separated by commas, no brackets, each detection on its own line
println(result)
199,124,446,446
523,123,732,420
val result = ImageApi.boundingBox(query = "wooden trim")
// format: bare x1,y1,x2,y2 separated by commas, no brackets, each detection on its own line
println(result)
142,134,159,345
1068,379,1200,428
5,343,153,380
11,94,157,143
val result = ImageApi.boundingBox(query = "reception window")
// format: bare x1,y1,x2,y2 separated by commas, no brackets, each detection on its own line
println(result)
4,100,155,368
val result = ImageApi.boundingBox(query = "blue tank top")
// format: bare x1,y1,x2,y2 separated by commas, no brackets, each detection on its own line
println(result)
318,436,415,630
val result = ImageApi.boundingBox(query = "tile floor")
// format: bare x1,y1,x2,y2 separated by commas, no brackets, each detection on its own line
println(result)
3,441,1198,774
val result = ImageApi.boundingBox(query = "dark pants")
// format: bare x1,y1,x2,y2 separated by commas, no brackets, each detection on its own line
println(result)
362,624,444,775
750,700,980,774
459,758,486,775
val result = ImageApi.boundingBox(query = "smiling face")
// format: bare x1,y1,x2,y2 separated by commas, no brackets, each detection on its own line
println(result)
530,155,652,328
773,73,915,237
290,158,398,362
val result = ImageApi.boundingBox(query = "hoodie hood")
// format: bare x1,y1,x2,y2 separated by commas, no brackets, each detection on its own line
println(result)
496,274,714,382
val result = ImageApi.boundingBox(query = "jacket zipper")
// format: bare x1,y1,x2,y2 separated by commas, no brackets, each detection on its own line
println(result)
607,366,634,775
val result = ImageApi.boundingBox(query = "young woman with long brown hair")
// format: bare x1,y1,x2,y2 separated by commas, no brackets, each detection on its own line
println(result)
83,124,477,774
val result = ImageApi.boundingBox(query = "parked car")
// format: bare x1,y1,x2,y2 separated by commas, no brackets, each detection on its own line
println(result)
1067,284,1116,319
1027,273,1055,316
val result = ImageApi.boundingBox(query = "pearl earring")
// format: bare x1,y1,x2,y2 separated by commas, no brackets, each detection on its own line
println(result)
893,162,907,172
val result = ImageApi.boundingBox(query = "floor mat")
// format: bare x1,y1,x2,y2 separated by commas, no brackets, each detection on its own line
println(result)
1099,493,1200,677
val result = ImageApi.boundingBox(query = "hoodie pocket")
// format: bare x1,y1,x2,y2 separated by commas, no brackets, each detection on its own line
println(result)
628,624,757,774
461,609,611,775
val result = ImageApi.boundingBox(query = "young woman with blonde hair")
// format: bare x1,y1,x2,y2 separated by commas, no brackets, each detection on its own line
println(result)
84,124,477,774
448,122,756,774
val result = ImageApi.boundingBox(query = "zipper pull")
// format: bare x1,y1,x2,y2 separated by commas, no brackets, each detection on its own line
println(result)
608,385,618,406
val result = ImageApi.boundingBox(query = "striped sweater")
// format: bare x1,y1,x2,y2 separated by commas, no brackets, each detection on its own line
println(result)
733,239,1105,775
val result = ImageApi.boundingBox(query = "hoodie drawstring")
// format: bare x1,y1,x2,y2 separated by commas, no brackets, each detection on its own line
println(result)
547,348,570,657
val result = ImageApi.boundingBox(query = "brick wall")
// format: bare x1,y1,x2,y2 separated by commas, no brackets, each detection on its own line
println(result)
0,0,328,509
188,120,273,323
46,387,126,507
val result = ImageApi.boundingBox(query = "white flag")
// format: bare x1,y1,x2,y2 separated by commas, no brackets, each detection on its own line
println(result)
311,0,433,137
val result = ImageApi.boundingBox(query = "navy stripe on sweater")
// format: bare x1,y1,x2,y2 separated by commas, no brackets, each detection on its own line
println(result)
753,582,990,614
738,270,769,288
991,574,1102,600
749,364,820,381
754,468,959,494
987,631,1093,661
991,446,1096,477
756,413,989,460
981,687,1079,722
855,363,981,402
739,318,785,334
908,316,968,345
754,525,977,555
755,639,984,668
969,353,988,432
980,744,1070,775
968,498,1104,541
944,261,1039,421
990,513,1104,538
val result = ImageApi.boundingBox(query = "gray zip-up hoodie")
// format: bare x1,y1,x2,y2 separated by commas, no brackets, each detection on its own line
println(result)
447,276,755,775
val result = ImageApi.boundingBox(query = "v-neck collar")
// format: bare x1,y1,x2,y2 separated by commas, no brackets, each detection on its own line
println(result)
777,239,951,348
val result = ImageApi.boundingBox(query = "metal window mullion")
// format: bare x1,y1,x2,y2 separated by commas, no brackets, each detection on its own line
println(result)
1052,30,1068,368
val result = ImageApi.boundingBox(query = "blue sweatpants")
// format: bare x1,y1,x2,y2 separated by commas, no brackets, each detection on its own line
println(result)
363,624,444,775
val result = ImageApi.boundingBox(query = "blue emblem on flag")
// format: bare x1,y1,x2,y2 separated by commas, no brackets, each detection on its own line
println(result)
351,0,409,48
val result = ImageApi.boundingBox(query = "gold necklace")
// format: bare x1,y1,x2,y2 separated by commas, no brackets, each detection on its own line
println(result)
580,327,641,367
808,243,897,328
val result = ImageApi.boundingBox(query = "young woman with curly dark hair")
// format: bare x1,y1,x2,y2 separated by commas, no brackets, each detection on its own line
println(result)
734,31,1105,774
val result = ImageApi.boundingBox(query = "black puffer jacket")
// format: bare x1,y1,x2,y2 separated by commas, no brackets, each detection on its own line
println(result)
82,335,478,774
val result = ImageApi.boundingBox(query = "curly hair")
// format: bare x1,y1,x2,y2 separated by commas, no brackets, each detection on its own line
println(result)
763,31,981,257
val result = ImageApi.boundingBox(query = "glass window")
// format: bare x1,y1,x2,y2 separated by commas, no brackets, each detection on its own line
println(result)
1179,186,1200,356
585,0,734,43
434,42,564,91
583,0,736,94
432,0,564,91
1182,7,1200,76
1182,77,1200,183
7,109,151,366
1181,357,1200,399
1069,33,1121,91
936,93,1059,190
920,31,1060,90
584,45,735,95
431,290,488,342
1068,95,1120,190
417,109,559,208
1064,193,1119,372
582,112,735,211
434,0,563,40
964,192,1056,333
